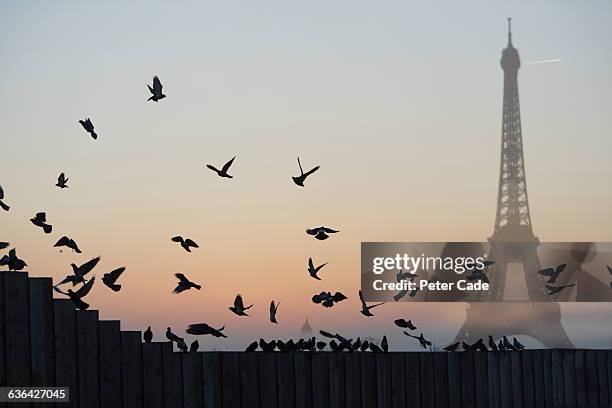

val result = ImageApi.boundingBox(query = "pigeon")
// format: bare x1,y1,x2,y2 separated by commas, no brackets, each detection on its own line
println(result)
471,338,487,352
502,336,517,351
319,330,335,339
292,157,320,187
307,257,328,280
404,332,431,349
54,236,82,253
0,242,9,250
144,326,153,343
79,118,97,140
381,335,389,352
56,172,69,189
172,273,201,294
260,339,277,352
102,267,126,292
54,277,95,310
190,340,199,352
56,256,101,286
312,291,347,308
30,212,52,234
462,341,473,352
443,342,460,352
166,327,184,343
488,335,498,351
369,343,383,353
360,341,370,352
0,185,9,211
546,283,575,296
147,76,166,102
359,290,384,317
269,300,280,324
306,226,339,241
466,267,490,284
538,264,567,284
171,236,199,252
498,339,506,351
0,248,27,271
207,156,235,178
245,341,258,352
513,337,525,350
186,323,227,338
394,319,417,330
177,340,188,353
230,294,252,316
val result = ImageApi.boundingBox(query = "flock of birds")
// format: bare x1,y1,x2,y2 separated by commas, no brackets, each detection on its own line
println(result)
2,75,612,353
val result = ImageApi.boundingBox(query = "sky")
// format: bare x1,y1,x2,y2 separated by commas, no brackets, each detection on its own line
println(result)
1,0,611,350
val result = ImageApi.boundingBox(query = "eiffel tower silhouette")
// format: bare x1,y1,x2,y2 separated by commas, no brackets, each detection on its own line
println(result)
451,19,574,348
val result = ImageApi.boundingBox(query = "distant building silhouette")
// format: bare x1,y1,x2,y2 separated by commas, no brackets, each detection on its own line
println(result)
300,317,313,337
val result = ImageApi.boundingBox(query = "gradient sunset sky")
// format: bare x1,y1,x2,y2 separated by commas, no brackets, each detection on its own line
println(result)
1,1,611,350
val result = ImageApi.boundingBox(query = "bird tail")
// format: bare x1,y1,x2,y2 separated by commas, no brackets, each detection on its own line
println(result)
194,284,202,290
91,131,98,140
0,200,9,211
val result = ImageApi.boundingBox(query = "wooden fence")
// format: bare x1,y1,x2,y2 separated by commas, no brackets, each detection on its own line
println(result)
0,271,611,407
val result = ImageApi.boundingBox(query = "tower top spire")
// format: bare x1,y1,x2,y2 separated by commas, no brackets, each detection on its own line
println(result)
507,17,512,45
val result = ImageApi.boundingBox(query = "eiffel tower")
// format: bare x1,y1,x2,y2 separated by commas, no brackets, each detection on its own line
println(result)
452,19,573,348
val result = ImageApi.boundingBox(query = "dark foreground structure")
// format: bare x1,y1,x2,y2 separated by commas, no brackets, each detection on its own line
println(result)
0,271,611,407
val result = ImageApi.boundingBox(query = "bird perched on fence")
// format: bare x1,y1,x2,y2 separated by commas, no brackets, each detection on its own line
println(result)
230,294,253,316
306,226,339,241
443,342,460,352
546,283,575,296
172,273,201,294
207,156,236,178
404,332,432,349
513,337,526,350
0,248,27,271
381,335,389,352
166,327,184,343
30,212,52,234
54,236,81,253
359,290,384,317
147,75,166,102
144,326,153,343
186,323,227,338
190,340,199,352
102,267,126,292
0,185,9,211
538,264,567,284
54,277,96,310
269,300,280,324
292,157,320,187
79,118,97,140
260,339,277,352
56,172,69,189
498,339,506,351
245,341,258,352
177,340,188,353
171,236,199,252
394,318,417,330
307,257,328,280
502,336,517,351
488,335,498,351
56,256,101,286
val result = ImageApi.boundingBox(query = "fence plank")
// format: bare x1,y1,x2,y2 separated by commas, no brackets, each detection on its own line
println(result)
420,352,435,408
360,353,377,408
77,310,100,408
473,351,488,408
183,351,204,408
575,349,587,407
240,352,260,408
390,352,406,408
345,353,361,408
53,299,78,408
4,272,31,388
487,352,500,408
595,350,609,408
294,353,313,408
277,352,296,407
585,350,599,408
520,350,535,408
510,352,523,408
29,277,55,390
202,352,222,408
532,350,545,408
221,352,241,408
607,350,612,407
99,320,122,408
0,274,5,387
541,350,553,408
562,349,576,407
376,353,391,408
162,342,183,408
498,352,512,408
551,349,564,408
405,352,421,408
312,353,330,408
433,352,449,408
460,352,475,408
142,342,164,408
120,331,143,408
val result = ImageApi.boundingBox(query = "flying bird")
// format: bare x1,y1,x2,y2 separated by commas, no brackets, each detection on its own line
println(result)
269,300,280,324
186,323,227,338
143,326,153,343
0,185,9,211
394,318,417,330
292,157,320,187
546,283,575,296
166,327,184,343
0,242,9,250
30,212,52,234
102,267,126,292
358,290,384,317
54,277,96,310
147,76,166,102
56,172,69,189
79,118,97,140
307,257,328,280
207,156,236,178
312,291,347,308
54,236,81,253
443,342,460,352
306,226,339,241
404,332,431,349
0,248,27,271
171,236,199,252
466,267,490,284
229,294,252,316
172,273,201,294
56,256,101,286
538,264,567,284
190,340,199,352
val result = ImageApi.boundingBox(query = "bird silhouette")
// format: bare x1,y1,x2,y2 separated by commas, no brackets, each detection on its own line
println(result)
513,337,525,350
369,343,383,353
292,157,320,187
172,273,201,294
394,319,417,330
498,339,506,351
307,257,328,280
312,291,347,308
56,256,101,286
186,323,227,338
443,342,460,352
359,290,384,317
102,267,126,292
79,118,97,140
171,236,199,252
54,277,96,310
166,327,184,343
269,300,280,324
229,294,252,316
392,274,413,302
54,236,82,253
0,242,8,250
260,339,277,352
147,76,166,102
144,326,153,343
0,248,27,271
538,264,567,284
56,172,69,189
607,265,611,288
190,340,199,352
488,335,498,351
207,156,235,178
306,226,339,241
404,332,431,349
245,341,258,352
502,336,517,351
546,283,575,296
466,267,490,284
0,185,9,211
462,341,473,351
177,340,188,353
381,335,389,352
30,212,52,234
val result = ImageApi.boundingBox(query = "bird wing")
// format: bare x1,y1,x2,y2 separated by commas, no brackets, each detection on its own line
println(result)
308,257,314,270
75,277,95,298
304,165,320,177
538,268,555,277
306,228,319,236
221,156,236,173
234,294,244,309
556,263,567,274
79,256,101,276
175,273,190,284
107,267,126,281
58,173,65,183
54,236,70,247
184,239,198,248
0,185,3,199
297,157,303,174
171,236,183,243
153,76,162,92
35,212,47,222
322,227,338,233
607,265,612,275
358,290,367,308
206,164,220,173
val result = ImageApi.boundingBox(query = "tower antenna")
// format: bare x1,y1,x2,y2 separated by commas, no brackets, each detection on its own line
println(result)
507,17,512,45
